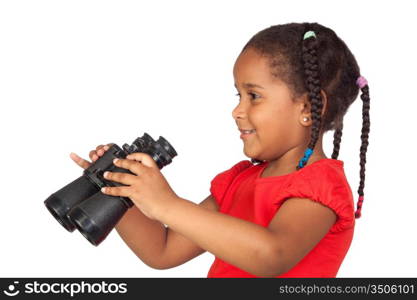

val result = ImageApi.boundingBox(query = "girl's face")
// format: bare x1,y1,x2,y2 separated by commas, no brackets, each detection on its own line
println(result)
232,48,311,162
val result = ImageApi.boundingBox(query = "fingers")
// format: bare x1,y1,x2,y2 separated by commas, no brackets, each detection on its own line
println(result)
103,171,137,185
71,143,114,169
101,185,131,197
90,145,103,161
89,144,112,162
125,153,157,168
113,158,147,175
70,152,91,169
89,150,99,161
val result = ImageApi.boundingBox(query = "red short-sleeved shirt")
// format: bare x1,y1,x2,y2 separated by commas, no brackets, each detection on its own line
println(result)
207,159,355,278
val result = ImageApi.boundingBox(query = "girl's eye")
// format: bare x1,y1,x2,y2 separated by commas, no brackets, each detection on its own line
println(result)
234,92,260,101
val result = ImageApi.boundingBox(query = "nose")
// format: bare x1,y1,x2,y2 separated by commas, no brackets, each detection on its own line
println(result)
232,100,247,121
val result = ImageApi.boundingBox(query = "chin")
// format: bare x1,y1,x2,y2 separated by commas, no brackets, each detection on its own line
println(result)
243,146,269,162
244,151,262,162
243,149,255,159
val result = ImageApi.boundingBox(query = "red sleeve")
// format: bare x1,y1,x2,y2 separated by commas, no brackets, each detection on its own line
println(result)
273,163,355,233
210,160,253,207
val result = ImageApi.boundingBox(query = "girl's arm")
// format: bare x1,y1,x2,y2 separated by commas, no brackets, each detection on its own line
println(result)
115,194,218,269
155,197,279,277
153,194,219,269
114,205,167,268
155,196,336,277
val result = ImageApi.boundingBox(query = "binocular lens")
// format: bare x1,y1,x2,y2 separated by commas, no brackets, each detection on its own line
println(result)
68,192,130,246
45,195,73,231
44,175,100,232
157,136,178,158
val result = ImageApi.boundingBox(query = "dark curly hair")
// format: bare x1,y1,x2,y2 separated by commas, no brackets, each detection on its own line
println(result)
243,22,370,219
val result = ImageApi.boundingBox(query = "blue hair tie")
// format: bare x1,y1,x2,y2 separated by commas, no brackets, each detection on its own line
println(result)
298,148,314,168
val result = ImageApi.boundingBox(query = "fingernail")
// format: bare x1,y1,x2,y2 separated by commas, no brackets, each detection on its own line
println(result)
104,171,109,178
101,187,106,193
113,158,118,164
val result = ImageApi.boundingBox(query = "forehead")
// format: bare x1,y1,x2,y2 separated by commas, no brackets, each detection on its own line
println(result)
233,48,274,85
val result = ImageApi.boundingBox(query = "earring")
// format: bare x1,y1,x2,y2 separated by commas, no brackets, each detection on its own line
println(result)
303,117,309,122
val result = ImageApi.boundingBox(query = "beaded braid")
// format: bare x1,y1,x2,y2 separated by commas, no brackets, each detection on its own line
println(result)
299,31,371,219
296,30,324,171
355,77,370,218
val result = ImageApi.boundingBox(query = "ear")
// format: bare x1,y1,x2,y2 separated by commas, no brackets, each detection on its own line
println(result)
320,89,328,118
298,90,328,126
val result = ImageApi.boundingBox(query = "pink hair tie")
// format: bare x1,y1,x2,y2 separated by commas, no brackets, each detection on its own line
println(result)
356,76,368,89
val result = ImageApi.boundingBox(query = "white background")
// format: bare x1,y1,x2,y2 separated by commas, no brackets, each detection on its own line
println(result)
0,0,415,277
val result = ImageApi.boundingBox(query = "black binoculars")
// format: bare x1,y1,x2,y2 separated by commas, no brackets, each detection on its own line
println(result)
44,133,177,246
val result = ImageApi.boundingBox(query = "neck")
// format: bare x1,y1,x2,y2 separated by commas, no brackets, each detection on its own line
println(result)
261,136,328,177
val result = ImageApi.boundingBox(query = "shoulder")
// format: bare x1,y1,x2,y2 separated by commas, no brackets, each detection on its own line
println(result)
275,159,355,232
292,159,350,195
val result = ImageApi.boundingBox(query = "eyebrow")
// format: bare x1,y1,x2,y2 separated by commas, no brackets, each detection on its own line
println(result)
234,82,265,89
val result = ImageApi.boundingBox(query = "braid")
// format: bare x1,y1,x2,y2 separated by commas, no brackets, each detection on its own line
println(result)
331,122,344,159
296,30,324,171
355,82,370,218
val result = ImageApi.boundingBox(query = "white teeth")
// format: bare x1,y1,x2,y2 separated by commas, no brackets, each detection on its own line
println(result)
242,129,256,134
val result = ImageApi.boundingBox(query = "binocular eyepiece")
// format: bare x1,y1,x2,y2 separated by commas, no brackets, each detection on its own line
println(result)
44,132,177,246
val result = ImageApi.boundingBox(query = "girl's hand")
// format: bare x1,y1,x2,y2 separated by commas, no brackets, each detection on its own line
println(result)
101,153,180,221
69,143,114,169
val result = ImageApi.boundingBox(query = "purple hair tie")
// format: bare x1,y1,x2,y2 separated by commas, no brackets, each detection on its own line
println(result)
356,76,368,89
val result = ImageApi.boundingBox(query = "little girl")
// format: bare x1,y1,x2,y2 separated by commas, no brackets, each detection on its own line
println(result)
70,22,370,278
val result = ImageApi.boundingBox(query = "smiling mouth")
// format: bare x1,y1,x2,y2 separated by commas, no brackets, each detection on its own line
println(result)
240,129,256,140
239,129,256,134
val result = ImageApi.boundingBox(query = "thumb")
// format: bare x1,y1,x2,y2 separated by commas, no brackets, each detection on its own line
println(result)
126,152,157,168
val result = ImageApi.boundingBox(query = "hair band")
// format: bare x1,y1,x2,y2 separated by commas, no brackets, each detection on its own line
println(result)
303,31,317,40
356,76,368,89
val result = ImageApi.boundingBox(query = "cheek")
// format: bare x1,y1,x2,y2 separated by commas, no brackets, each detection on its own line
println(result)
252,107,295,132
254,108,301,147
